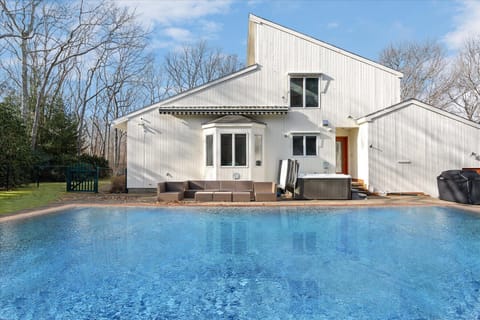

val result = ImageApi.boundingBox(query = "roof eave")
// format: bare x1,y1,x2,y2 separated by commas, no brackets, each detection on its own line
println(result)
359,98,480,129
112,63,261,125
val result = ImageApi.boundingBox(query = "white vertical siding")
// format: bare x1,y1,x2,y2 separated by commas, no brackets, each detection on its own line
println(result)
123,15,403,189
126,109,206,188
357,125,369,186
254,21,401,122
366,102,480,196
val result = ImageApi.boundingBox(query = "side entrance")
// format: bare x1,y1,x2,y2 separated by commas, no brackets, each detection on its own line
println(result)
335,136,348,174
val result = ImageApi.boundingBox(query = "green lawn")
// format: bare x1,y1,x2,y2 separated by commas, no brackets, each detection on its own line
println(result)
0,182,66,215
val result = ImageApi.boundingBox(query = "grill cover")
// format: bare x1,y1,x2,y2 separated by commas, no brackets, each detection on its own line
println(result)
437,170,480,204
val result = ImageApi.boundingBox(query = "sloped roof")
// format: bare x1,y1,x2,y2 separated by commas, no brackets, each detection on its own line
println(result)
203,115,266,125
356,98,480,129
112,64,261,128
249,14,403,78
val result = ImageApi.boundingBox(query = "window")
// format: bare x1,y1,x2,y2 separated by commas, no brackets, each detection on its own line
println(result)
205,135,213,166
292,135,317,156
305,136,317,155
254,135,262,166
235,134,247,166
221,133,247,166
221,134,233,166
293,136,304,156
290,77,319,107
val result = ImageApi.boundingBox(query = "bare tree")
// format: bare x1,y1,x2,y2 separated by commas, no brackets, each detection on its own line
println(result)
379,40,452,108
0,0,40,121
139,54,171,105
164,40,242,94
0,0,148,151
448,38,480,122
0,1,243,168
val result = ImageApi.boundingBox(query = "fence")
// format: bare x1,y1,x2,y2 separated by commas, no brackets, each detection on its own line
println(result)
0,164,113,191
66,164,99,193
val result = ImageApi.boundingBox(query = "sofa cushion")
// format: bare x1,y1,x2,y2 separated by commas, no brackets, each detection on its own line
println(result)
189,180,205,190
220,180,235,191
213,191,232,201
254,182,277,201
158,191,184,202
204,180,220,191
165,181,186,192
195,191,213,202
232,191,251,202
235,180,253,192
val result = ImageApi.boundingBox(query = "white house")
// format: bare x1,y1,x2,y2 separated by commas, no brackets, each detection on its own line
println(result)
113,14,480,196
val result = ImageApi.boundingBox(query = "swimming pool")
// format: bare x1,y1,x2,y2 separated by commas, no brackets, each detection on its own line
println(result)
1,206,480,319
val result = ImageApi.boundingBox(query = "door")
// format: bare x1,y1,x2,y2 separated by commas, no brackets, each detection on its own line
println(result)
336,137,348,174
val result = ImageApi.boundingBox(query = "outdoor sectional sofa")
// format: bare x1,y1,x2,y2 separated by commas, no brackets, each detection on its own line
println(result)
157,180,277,202
157,181,187,202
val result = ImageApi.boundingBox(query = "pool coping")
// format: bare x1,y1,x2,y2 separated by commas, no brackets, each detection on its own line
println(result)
2,196,480,223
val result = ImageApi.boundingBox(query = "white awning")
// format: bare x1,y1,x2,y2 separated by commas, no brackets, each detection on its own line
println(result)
158,106,289,115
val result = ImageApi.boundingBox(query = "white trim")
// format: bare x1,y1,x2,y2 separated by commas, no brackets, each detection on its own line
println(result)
288,72,322,76
202,122,266,130
286,130,323,135
357,99,480,129
112,64,261,128
250,14,403,78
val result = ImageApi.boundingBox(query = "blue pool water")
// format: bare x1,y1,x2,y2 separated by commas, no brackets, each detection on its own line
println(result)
1,206,480,319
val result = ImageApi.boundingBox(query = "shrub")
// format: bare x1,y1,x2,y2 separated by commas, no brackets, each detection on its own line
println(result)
0,101,32,189
110,175,126,193
77,154,110,178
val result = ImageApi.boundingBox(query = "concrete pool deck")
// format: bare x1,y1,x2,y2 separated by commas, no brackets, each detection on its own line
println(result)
2,191,480,223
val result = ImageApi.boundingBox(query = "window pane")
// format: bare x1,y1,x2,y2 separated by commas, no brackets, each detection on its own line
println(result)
221,134,232,166
305,136,317,155
292,136,304,156
305,78,318,107
254,135,262,166
235,134,247,166
205,135,213,166
290,78,303,107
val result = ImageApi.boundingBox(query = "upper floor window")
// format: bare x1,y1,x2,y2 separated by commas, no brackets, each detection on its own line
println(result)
290,77,319,108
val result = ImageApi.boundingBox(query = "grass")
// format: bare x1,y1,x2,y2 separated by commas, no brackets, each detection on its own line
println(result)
0,179,113,215
0,182,66,215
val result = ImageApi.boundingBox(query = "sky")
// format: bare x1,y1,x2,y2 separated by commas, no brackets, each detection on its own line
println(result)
114,0,480,64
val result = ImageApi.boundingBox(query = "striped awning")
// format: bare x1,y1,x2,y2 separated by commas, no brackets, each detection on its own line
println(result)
158,106,289,115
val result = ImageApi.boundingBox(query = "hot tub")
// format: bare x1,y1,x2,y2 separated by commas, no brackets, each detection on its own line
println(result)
294,173,352,200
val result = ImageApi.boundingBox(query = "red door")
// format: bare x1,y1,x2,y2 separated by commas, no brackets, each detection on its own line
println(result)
335,137,348,174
